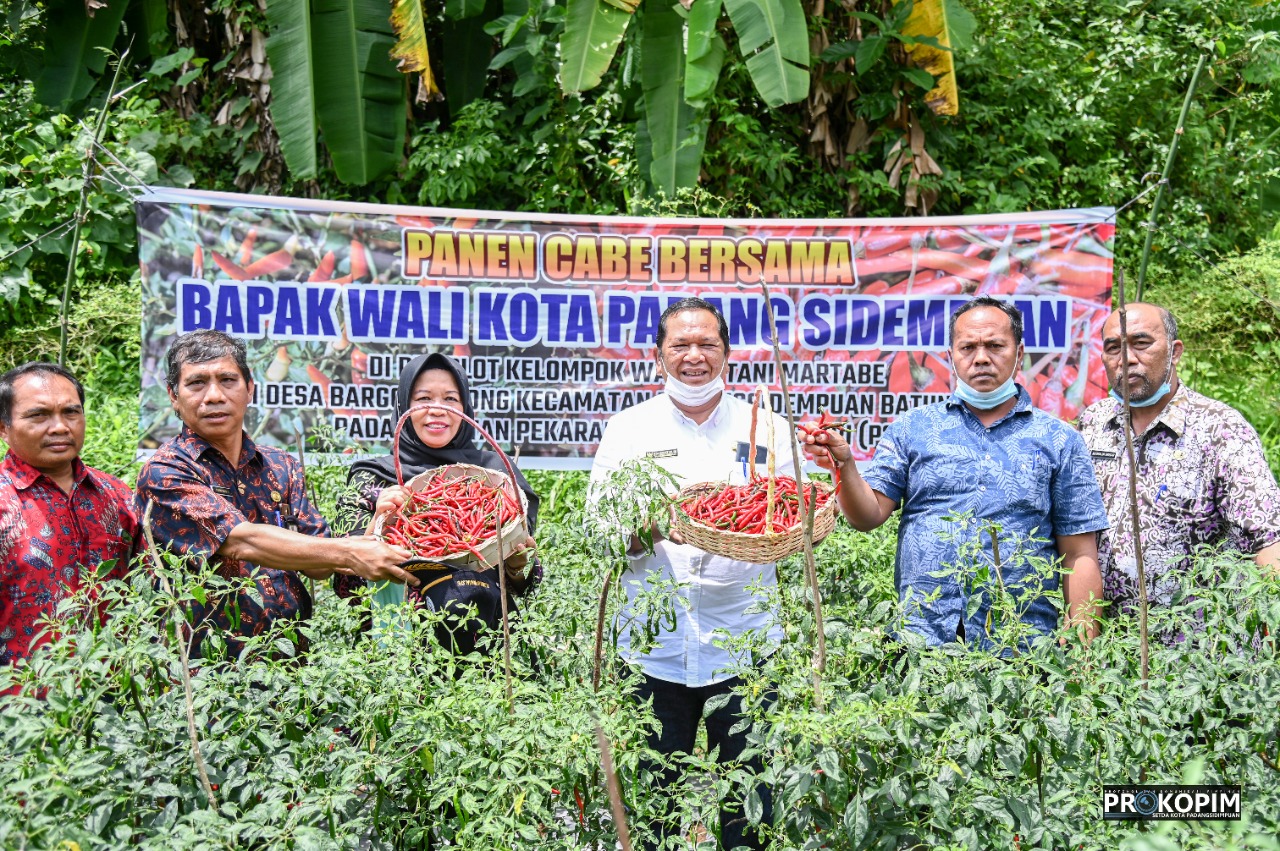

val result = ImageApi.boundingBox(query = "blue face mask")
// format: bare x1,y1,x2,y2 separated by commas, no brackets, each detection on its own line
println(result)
1108,350,1174,408
953,373,1019,409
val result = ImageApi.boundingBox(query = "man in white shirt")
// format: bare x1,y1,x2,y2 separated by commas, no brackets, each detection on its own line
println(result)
590,298,794,851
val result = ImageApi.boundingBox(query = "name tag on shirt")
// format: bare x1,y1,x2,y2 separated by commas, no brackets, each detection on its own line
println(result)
735,443,769,464
1090,449,1117,461
212,485,235,497
646,449,678,459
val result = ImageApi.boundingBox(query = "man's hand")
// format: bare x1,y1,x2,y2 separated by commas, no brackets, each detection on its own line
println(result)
220,523,419,585
1058,532,1103,643
339,536,420,586
796,423,896,532
798,423,852,471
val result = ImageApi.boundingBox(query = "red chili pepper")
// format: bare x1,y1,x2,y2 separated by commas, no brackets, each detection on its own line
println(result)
385,469,521,559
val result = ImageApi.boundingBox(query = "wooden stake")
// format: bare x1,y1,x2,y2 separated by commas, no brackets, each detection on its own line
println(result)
760,278,826,708
141,502,219,810
1115,271,1150,684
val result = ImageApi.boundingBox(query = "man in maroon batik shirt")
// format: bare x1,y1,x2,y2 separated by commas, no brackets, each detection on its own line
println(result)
0,362,138,675
135,330,418,659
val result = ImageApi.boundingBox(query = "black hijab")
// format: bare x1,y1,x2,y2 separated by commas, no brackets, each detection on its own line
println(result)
349,352,540,530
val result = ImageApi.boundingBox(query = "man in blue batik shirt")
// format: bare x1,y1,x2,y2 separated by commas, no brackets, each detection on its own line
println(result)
804,296,1108,648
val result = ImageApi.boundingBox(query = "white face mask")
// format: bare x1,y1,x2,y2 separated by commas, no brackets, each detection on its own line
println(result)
663,373,725,407
665,350,727,406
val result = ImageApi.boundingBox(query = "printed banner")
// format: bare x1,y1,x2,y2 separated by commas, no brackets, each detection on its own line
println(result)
136,188,1115,468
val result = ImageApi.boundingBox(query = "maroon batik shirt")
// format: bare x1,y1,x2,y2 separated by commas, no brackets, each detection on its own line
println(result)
134,427,328,658
0,451,137,666
1079,385,1280,621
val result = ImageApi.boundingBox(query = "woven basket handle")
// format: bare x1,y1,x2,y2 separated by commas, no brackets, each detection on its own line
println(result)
390,404,530,539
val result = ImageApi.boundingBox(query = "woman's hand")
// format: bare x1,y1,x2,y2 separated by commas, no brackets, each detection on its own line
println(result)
367,485,411,535
502,535,537,571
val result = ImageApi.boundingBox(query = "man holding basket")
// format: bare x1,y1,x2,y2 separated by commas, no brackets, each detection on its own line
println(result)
591,298,793,851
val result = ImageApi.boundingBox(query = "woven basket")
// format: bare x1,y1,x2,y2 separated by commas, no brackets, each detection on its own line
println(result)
372,462,528,572
671,479,838,564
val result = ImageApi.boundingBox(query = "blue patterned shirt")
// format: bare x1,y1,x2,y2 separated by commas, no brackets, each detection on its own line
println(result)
863,386,1107,648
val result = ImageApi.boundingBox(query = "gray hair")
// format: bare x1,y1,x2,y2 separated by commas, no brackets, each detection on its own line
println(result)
165,330,252,391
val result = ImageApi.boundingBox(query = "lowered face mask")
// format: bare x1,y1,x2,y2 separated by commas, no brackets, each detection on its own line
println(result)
661,355,726,406
1109,347,1175,408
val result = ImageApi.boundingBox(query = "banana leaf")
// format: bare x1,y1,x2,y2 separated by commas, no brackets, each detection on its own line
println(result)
441,0,499,114
685,0,727,108
446,0,487,18
264,0,319,179
901,0,977,116
559,0,635,94
311,0,408,185
723,0,808,107
641,1,708,196
34,0,130,108
391,0,441,98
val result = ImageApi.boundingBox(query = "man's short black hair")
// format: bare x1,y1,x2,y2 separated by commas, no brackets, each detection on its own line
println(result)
948,295,1024,346
165,330,252,391
0,362,85,426
656,297,731,352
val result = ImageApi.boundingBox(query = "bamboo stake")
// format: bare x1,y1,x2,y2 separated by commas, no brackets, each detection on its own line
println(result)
493,497,514,708
294,427,315,602
591,571,613,692
60,44,131,366
1136,46,1211,301
141,502,219,810
594,718,633,851
1115,271,1150,683
759,279,826,708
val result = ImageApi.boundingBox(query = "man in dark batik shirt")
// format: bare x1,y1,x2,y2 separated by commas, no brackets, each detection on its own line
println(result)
135,330,418,659
1,363,137,677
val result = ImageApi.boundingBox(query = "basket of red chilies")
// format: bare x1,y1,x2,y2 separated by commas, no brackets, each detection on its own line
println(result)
672,477,836,564
373,463,528,571
371,403,530,572
670,393,839,564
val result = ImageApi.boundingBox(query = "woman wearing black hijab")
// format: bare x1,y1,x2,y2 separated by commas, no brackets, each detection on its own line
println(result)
333,352,541,651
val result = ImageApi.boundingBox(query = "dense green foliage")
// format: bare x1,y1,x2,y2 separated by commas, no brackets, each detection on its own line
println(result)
2,3,1280,844
1,462,1278,849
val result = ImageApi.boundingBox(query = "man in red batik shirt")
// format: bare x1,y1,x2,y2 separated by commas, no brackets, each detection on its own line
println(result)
0,362,138,674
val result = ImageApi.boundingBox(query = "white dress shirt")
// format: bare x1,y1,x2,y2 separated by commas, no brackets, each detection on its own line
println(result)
589,392,797,686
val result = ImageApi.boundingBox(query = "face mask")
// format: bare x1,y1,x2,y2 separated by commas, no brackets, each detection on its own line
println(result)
1109,349,1174,408
953,373,1019,409
663,373,725,407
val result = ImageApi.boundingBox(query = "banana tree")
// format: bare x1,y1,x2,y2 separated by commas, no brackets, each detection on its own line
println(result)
560,0,809,196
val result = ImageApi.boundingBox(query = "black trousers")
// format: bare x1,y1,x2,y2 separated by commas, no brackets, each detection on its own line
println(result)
634,672,773,851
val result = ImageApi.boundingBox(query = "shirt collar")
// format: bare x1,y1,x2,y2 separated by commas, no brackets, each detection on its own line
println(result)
664,391,729,430
174,425,262,469
1,449,90,492
1103,383,1189,437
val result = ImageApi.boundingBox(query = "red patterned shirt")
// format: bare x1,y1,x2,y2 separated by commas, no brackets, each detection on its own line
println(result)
0,451,137,666
134,427,328,659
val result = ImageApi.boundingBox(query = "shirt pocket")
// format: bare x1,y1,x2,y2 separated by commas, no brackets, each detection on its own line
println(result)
1150,445,1211,528
1008,454,1052,514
